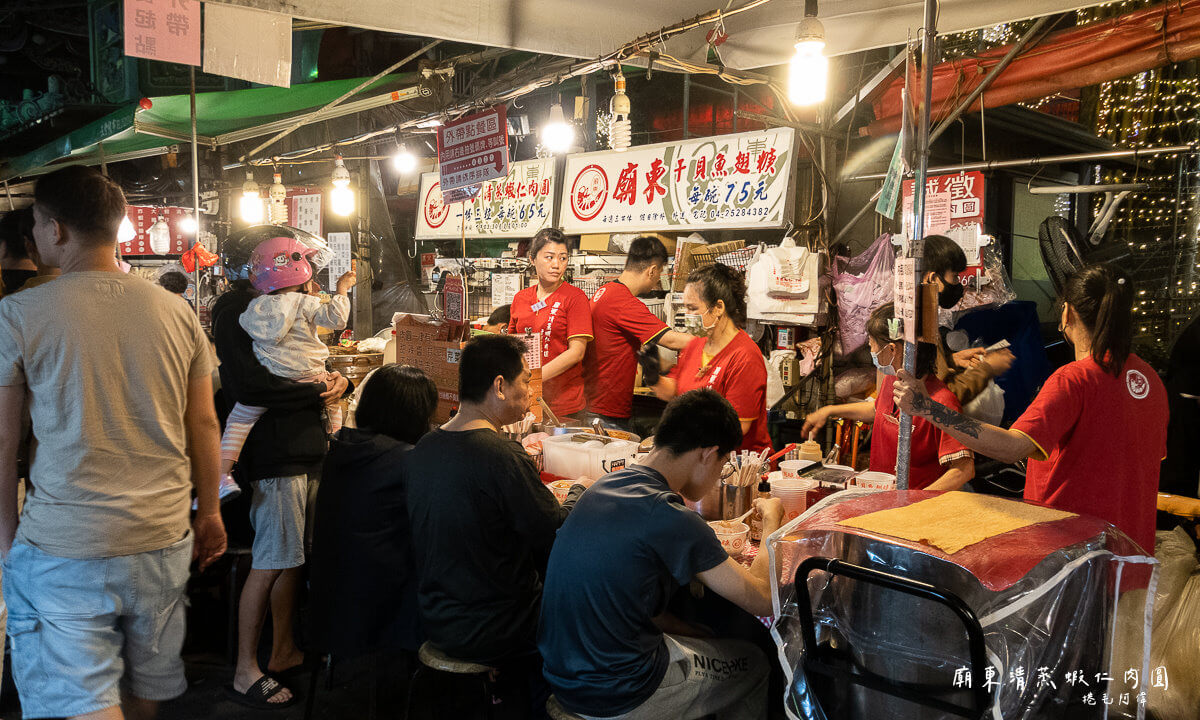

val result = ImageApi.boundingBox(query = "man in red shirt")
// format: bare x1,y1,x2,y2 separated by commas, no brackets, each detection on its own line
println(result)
583,237,690,430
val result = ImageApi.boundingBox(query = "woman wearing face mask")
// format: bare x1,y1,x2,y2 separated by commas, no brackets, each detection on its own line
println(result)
922,235,1015,405
508,228,594,419
803,303,975,490
642,264,771,452
893,264,1168,551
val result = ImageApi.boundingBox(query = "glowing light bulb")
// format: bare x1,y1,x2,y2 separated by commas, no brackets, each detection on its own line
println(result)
330,156,354,217
179,215,198,235
240,172,264,224
268,172,288,225
540,102,575,154
148,214,172,254
788,16,828,106
609,71,632,151
118,216,135,244
392,144,418,174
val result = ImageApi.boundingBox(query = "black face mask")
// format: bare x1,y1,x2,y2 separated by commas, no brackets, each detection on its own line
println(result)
938,280,965,309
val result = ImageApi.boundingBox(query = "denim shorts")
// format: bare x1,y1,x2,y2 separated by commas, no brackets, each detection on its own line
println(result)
2,533,193,719
249,475,311,570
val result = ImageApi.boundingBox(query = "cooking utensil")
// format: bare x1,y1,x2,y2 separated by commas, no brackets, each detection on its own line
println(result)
592,418,610,438
539,397,561,427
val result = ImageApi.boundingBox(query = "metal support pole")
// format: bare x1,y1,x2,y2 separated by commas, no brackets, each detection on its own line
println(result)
682,74,691,139
927,15,1052,147
897,0,938,491
189,66,202,317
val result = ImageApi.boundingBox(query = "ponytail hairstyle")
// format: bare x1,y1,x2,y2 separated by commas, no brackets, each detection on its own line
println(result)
686,263,748,328
1062,263,1134,376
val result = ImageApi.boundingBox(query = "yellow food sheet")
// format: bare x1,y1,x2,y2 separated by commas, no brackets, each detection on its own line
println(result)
837,491,1077,554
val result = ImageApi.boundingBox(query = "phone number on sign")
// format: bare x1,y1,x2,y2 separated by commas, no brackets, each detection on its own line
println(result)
675,206,772,221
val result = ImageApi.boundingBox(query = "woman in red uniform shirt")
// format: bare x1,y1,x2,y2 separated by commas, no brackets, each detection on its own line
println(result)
644,264,771,453
508,228,593,419
893,264,1168,552
802,303,975,490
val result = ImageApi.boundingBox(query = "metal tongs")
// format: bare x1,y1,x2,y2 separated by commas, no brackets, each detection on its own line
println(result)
539,397,561,427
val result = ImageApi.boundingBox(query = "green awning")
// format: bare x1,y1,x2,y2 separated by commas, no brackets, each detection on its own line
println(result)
1,73,417,182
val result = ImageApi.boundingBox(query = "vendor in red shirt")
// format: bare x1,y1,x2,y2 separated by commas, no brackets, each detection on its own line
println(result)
803,303,975,490
643,264,771,453
582,236,691,430
508,228,593,419
894,264,1168,553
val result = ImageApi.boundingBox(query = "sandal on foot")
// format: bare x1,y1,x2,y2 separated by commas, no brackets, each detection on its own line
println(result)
223,675,297,709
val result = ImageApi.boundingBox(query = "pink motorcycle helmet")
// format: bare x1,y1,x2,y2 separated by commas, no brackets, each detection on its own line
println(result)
248,236,316,294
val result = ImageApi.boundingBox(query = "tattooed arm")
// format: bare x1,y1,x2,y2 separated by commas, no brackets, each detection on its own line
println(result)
894,370,1037,463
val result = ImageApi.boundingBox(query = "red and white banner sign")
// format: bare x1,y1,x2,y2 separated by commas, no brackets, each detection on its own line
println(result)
124,0,201,67
437,105,509,193
559,127,795,234
120,206,191,257
902,171,986,269
415,159,555,239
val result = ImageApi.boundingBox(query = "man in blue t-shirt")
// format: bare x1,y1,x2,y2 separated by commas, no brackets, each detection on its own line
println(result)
538,389,785,719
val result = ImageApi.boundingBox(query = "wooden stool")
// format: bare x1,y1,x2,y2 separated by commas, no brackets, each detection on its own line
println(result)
404,641,497,719
547,694,585,720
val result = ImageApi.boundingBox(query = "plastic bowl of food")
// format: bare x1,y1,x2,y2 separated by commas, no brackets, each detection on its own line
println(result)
549,479,576,503
853,471,897,491
779,459,817,479
708,520,750,556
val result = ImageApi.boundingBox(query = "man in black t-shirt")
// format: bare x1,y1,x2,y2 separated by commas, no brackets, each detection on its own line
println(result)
405,334,585,715
539,389,785,719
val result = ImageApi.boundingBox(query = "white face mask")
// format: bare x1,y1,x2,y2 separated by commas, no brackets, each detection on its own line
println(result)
871,350,896,376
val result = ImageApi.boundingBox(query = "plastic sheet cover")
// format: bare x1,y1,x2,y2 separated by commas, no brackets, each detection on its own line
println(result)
767,489,1159,720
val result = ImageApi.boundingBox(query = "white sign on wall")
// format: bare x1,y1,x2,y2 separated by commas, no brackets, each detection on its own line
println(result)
559,127,795,234
326,232,353,291
415,159,556,239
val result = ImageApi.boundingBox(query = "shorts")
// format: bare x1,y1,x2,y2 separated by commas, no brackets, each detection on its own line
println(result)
3,533,193,719
249,475,311,570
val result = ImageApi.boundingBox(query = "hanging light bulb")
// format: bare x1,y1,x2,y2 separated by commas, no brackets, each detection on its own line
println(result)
118,215,136,244
240,172,264,224
330,156,354,217
268,172,288,225
392,143,418,174
609,70,632,151
148,214,172,254
540,101,575,154
788,4,828,107
179,215,198,235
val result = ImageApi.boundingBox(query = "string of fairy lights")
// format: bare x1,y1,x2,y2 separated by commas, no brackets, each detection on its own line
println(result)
941,0,1200,364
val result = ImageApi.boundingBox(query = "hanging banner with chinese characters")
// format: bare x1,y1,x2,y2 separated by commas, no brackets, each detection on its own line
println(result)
415,159,556,239
559,127,795,234
901,171,986,263
436,105,509,193
124,0,201,67
119,206,190,257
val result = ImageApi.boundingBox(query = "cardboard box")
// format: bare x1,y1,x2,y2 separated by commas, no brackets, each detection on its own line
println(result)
579,234,610,252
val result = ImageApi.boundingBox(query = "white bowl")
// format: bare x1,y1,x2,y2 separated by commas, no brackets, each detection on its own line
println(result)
708,520,750,556
854,471,897,491
780,459,817,479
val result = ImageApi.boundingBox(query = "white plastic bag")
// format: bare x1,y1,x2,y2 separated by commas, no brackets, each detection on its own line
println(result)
962,380,1005,425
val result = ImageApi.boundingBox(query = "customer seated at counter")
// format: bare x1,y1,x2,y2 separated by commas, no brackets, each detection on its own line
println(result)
539,389,785,720
803,303,975,491
404,333,587,714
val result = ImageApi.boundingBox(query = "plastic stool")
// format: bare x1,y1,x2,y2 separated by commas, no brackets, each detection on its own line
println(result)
405,642,497,719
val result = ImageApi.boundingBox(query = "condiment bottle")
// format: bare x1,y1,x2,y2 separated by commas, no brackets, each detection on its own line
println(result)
798,440,823,463
750,477,771,541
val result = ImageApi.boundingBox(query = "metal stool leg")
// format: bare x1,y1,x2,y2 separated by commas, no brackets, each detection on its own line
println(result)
303,654,323,720
402,664,425,720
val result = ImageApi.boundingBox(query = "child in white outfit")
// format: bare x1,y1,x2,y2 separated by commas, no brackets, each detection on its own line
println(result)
214,235,357,503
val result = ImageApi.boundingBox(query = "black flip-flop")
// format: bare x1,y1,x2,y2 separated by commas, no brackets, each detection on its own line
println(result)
223,675,298,710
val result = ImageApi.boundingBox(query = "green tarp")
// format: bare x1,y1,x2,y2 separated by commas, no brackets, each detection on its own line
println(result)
1,73,411,181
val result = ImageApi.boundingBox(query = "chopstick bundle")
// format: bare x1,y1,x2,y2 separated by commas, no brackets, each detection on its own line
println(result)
727,450,766,487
